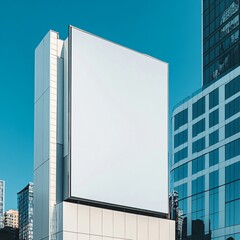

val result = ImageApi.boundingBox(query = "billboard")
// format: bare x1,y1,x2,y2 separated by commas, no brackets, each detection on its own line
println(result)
67,26,168,215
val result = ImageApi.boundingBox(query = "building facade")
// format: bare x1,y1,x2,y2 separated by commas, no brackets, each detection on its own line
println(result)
203,0,240,86
17,183,34,240
170,0,240,239
4,210,19,229
0,180,5,229
34,28,175,240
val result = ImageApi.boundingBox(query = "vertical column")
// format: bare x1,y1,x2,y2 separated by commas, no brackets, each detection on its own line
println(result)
187,102,192,237
219,82,225,230
34,30,63,240
205,93,210,234
49,32,58,240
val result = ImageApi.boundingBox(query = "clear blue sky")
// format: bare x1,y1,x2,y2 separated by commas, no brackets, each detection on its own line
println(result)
0,0,201,210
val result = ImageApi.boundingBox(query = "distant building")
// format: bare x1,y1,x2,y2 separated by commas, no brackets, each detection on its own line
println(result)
4,210,19,229
0,180,5,229
17,183,33,240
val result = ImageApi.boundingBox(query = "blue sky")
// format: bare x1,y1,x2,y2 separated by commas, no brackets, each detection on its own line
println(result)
0,0,201,210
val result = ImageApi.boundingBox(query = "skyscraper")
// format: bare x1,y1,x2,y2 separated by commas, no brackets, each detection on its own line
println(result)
0,180,5,229
170,0,240,239
17,183,33,240
203,0,240,86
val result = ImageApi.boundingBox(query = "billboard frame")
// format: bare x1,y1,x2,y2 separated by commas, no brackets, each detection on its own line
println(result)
67,25,169,219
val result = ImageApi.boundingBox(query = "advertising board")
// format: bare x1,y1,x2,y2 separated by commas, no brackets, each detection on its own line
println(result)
68,26,168,215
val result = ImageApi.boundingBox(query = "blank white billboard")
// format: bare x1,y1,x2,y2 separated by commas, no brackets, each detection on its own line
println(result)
69,26,168,214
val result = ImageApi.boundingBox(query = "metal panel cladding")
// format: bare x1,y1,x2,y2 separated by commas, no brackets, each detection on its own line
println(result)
68,26,168,215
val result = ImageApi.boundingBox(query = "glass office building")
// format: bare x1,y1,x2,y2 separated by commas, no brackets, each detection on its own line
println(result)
171,0,240,239
0,180,5,229
17,183,34,240
203,0,240,86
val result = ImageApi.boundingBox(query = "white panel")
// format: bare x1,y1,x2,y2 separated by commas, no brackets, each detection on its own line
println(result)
34,41,44,102
90,235,102,240
102,209,113,237
33,168,42,240
43,90,50,163
149,217,159,240
113,211,125,238
63,202,78,232
43,34,50,94
159,219,170,240
169,220,175,240
137,215,148,240
57,57,64,145
102,237,112,240
63,232,78,240
78,205,90,234
125,214,137,240
70,26,168,214
90,207,102,235
78,233,90,240
42,161,50,238
34,97,43,169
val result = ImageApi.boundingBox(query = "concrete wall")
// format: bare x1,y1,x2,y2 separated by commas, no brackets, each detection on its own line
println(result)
55,202,175,240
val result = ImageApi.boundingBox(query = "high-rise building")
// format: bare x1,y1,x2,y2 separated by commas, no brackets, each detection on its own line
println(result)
34,27,175,240
17,183,33,240
4,210,19,229
170,0,240,239
203,0,240,86
0,180,5,229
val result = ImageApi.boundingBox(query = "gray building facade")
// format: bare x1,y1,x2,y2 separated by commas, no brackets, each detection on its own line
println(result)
17,183,34,240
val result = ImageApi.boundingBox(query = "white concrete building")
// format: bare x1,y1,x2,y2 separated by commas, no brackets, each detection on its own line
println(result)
34,26,175,240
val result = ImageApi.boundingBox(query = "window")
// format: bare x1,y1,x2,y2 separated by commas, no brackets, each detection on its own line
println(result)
209,148,219,166
209,109,219,127
192,176,205,195
225,117,240,138
192,137,205,153
192,155,205,174
174,147,188,163
225,96,240,119
174,109,188,131
209,170,219,189
209,187,219,230
209,130,219,146
226,162,240,184
225,162,240,227
174,130,188,148
175,183,188,217
174,163,188,182
192,119,205,137
225,138,240,160
192,97,205,120
226,200,240,227
209,88,219,109
192,177,205,226
225,76,240,100
175,183,188,200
